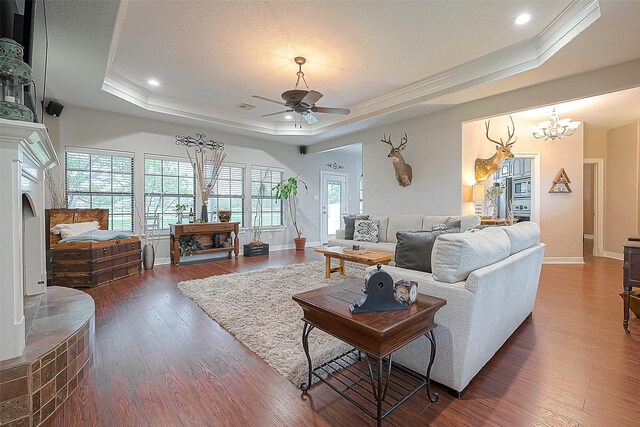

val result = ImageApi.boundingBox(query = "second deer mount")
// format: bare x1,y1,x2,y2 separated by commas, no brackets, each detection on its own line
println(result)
474,116,517,182
381,132,413,187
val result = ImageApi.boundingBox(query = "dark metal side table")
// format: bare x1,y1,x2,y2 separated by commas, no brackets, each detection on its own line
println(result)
293,280,446,426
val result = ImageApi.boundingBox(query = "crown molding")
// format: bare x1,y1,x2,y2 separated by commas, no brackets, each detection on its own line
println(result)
102,0,600,137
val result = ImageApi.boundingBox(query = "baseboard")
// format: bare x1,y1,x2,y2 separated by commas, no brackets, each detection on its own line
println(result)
542,257,584,264
156,257,171,265
604,251,624,260
584,234,595,240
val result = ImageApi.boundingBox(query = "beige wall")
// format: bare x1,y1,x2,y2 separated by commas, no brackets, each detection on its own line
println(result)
462,117,584,259
605,122,640,254
584,123,608,158
583,164,595,235
311,60,640,260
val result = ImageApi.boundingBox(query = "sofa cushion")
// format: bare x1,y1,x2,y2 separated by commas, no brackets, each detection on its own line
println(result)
360,242,396,254
387,215,424,243
502,222,540,255
354,219,379,243
370,215,389,242
422,215,479,232
395,228,459,273
343,215,369,240
431,227,511,283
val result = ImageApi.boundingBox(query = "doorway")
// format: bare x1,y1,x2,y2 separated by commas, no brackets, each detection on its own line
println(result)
583,158,604,258
320,171,348,243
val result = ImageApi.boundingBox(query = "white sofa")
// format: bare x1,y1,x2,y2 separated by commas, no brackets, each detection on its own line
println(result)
364,221,545,395
329,214,481,254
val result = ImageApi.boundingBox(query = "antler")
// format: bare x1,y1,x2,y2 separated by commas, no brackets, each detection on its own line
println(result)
485,116,517,147
503,115,517,147
381,134,394,147
398,132,408,150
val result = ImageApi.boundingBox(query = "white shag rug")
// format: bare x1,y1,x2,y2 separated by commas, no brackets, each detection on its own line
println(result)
177,261,365,387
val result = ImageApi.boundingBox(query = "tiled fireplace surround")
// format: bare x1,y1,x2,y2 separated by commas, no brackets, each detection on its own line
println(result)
0,119,95,425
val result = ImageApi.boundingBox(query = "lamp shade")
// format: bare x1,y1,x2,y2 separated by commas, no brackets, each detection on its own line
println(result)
472,184,486,202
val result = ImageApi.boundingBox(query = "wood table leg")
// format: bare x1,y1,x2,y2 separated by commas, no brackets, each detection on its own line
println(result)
339,259,345,276
624,286,631,333
325,256,331,279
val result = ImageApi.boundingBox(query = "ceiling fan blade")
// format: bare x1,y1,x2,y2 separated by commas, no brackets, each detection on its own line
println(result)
301,90,323,107
252,95,285,106
301,111,318,125
312,106,351,115
261,110,293,117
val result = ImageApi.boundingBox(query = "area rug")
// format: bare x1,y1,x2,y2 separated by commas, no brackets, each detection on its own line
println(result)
177,261,365,387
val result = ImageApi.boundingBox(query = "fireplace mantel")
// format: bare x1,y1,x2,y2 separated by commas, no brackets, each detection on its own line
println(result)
0,118,58,361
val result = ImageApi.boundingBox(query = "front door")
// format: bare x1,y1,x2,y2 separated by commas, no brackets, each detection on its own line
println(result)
320,172,348,244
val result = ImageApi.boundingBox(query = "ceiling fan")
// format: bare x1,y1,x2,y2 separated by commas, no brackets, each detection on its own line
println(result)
252,57,350,125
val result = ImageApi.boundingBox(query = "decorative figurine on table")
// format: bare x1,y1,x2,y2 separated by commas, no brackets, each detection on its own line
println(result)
350,264,409,313
395,279,419,305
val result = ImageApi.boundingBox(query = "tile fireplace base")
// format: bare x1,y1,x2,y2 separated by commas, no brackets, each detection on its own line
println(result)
0,287,95,426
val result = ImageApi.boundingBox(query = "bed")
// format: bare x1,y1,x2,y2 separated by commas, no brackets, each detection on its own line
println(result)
46,208,142,288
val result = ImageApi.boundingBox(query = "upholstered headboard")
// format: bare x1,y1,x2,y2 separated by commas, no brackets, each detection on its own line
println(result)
45,208,109,248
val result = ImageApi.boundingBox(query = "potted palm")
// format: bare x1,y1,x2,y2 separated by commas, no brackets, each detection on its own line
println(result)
274,175,308,250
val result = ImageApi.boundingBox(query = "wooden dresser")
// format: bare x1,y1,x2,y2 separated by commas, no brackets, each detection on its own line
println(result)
623,240,640,333
170,222,239,265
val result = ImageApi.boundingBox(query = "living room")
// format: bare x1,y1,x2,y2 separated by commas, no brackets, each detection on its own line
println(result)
1,1,640,426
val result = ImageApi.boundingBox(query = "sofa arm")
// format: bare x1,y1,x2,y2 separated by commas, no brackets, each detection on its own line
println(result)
336,229,346,239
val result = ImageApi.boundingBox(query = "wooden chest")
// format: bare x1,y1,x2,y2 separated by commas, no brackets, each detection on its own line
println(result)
51,237,142,288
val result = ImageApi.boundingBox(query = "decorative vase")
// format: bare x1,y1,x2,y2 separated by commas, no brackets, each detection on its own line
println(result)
487,203,498,219
142,243,155,270
201,204,208,222
294,237,306,251
177,212,183,224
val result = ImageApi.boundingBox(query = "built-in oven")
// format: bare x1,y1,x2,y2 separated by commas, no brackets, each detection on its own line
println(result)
513,178,531,198
512,199,531,222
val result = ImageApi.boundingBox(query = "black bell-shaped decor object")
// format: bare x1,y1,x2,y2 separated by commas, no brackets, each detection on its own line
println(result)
350,264,409,314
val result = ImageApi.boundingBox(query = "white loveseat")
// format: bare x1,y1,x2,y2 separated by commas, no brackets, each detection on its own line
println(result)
364,221,545,395
329,214,481,253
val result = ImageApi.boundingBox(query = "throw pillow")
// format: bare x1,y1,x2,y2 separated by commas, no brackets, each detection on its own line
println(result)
431,217,462,231
343,214,369,240
354,220,379,243
395,227,458,273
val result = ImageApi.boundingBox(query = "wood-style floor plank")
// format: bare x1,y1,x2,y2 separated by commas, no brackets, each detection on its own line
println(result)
43,248,640,426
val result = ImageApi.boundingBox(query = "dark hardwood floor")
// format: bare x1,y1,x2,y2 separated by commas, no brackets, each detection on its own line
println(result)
44,249,640,426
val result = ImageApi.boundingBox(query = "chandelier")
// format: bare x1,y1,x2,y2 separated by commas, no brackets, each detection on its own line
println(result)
530,108,580,141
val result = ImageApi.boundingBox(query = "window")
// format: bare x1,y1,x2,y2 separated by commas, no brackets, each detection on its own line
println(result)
206,163,245,226
65,149,134,231
144,155,195,231
251,167,284,227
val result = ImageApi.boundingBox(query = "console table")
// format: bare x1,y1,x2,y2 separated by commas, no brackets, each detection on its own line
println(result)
170,222,239,265
623,240,640,333
293,280,446,426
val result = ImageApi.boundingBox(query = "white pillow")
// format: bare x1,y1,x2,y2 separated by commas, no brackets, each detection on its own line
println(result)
51,221,100,240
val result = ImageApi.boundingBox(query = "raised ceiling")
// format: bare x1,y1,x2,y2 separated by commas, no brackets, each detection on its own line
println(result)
37,1,640,144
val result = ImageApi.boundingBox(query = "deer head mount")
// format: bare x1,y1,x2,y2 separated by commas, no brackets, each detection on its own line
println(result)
474,116,517,182
381,132,413,187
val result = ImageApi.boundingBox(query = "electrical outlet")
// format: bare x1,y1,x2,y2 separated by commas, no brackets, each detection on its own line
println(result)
314,195,319,200
270,233,274,239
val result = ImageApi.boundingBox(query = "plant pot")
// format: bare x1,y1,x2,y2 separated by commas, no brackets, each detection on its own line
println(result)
294,237,306,251
142,243,155,270
177,212,184,224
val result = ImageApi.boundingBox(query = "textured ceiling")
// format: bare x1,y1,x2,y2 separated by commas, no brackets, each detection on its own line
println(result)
34,0,640,145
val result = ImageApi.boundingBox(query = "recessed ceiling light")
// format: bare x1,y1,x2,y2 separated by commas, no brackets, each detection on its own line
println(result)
284,115,293,120
515,13,531,25
147,79,160,86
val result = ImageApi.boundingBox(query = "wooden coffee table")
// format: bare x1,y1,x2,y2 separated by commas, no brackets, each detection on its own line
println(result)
314,246,394,278
293,280,446,425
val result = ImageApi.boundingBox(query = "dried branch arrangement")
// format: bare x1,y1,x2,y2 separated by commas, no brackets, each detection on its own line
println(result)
45,167,67,209
186,147,226,207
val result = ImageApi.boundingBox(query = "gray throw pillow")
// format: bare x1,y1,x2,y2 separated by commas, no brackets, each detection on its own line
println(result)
343,214,369,240
395,227,459,273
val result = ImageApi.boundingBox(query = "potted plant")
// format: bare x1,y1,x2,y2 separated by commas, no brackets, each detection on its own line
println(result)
485,183,506,219
244,169,269,256
174,203,187,224
274,175,308,250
